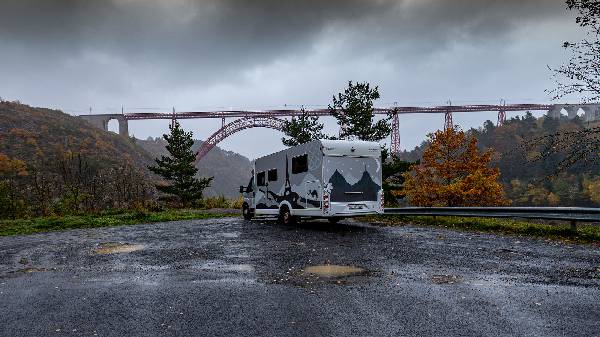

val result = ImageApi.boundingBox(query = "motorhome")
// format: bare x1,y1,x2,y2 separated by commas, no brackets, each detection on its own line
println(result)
239,139,384,224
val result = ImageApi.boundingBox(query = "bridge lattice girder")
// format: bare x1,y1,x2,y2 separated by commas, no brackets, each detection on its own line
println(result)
79,103,600,162
196,116,287,163
123,104,556,121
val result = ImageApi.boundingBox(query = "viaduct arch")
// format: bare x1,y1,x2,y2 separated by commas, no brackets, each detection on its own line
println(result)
79,114,129,137
546,104,600,121
195,116,286,163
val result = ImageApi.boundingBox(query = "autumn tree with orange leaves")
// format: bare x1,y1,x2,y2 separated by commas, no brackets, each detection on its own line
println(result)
402,128,509,207
0,153,29,218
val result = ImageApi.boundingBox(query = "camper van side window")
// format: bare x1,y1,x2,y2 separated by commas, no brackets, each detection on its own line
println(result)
292,154,308,174
268,169,277,181
257,172,266,186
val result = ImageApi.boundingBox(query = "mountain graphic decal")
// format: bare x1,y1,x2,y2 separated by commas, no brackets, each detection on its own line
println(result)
328,169,380,202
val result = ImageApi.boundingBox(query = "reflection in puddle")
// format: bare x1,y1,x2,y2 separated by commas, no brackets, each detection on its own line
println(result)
303,265,365,278
220,232,240,239
15,267,51,273
431,274,462,284
94,242,144,255
195,262,254,273
206,232,240,239
225,264,254,273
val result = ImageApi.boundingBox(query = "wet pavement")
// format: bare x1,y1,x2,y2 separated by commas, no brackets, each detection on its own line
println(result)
0,217,599,336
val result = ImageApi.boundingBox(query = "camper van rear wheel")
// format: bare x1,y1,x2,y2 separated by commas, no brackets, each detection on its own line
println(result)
278,206,295,225
242,203,253,220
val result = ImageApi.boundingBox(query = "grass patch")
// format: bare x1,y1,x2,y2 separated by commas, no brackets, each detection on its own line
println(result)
0,209,234,237
363,215,600,244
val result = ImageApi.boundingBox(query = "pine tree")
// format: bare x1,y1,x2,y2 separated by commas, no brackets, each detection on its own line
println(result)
281,108,328,146
382,158,412,206
148,121,212,205
329,81,392,141
402,128,509,207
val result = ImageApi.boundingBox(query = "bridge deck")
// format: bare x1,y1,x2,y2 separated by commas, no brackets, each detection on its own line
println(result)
117,104,557,120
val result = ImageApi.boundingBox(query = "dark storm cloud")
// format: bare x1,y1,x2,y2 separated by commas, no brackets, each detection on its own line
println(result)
0,0,567,87
0,0,577,157
0,0,393,84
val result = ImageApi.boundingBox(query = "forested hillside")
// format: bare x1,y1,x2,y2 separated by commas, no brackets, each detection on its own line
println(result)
137,138,251,198
399,113,600,206
0,101,153,169
0,101,251,218
0,101,156,217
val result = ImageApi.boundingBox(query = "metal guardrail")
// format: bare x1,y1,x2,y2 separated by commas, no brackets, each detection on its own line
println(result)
384,207,600,230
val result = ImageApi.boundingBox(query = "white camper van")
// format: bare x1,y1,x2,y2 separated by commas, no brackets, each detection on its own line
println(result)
239,139,384,224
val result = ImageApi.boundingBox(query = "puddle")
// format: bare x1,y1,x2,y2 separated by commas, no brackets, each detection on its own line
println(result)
303,265,366,278
219,232,240,239
14,267,52,273
225,264,254,273
195,262,254,273
431,274,462,284
207,232,240,239
94,242,144,255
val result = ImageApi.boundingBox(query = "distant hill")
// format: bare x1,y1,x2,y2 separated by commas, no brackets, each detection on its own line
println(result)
0,101,153,170
0,101,251,199
137,138,251,198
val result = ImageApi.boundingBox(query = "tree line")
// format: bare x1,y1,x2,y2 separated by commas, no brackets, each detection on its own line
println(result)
475,113,600,206
0,151,154,219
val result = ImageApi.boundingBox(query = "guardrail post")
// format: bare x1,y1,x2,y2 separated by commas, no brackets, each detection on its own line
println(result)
570,220,577,232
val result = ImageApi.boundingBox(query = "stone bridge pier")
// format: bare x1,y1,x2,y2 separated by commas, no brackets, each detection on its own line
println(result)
79,114,129,137
547,104,600,122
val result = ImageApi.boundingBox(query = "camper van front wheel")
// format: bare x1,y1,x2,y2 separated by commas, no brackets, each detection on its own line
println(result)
242,203,253,220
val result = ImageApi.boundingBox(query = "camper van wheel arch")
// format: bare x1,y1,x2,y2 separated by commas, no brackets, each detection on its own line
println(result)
242,203,254,220
277,205,296,225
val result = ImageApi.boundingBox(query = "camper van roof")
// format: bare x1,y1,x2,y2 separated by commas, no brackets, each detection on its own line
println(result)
253,139,381,162
319,139,381,157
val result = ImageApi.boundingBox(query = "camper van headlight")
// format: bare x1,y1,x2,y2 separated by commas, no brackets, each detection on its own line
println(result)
323,193,330,213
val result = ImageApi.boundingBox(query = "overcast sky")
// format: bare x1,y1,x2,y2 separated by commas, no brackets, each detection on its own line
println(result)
0,0,586,159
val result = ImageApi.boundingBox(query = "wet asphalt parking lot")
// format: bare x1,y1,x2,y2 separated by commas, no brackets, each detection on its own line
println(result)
0,217,599,337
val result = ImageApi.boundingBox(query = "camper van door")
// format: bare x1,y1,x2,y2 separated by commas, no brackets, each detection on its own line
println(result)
304,179,321,209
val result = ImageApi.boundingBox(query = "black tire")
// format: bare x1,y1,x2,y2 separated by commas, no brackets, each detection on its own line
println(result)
242,203,253,220
277,206,295,225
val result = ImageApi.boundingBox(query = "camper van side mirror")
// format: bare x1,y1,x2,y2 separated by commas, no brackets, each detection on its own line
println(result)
239,186,245,193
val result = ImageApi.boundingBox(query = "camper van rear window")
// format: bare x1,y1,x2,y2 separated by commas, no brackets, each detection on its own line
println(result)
292,154,308,174
257,172,266,186
268,169,277,181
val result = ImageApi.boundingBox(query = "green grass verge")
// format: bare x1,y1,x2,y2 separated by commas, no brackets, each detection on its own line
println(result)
363,215,600,244
0,209,235,237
